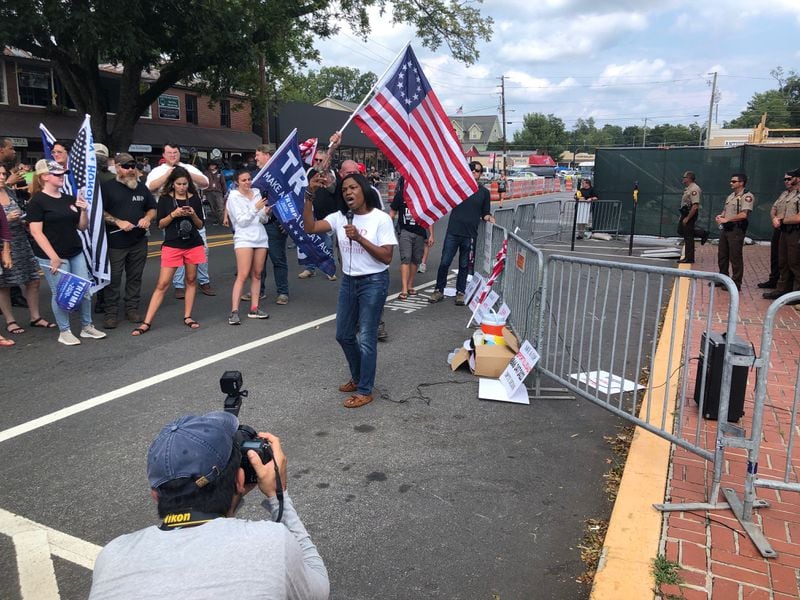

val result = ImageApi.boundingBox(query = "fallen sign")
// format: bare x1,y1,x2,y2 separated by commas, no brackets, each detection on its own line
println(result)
451,326,520,378
568,370,644,395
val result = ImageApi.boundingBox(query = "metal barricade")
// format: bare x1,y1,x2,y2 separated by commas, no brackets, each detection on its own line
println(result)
493,207,515,232
532,200,562,242
562,200,622,238
724,291,800,556
501,232,544,343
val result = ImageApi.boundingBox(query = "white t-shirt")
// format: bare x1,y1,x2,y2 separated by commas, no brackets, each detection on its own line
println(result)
145,162,209,192
227,189,269,248
324,209,397,276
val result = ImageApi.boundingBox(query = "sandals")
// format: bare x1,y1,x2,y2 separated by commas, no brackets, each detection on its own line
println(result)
6,321,25,335
344,393,374,408
183,317,200,329
30,317,56,329
0,336,15,347
131,322,152,336
398,292,408,300
408,289,418,296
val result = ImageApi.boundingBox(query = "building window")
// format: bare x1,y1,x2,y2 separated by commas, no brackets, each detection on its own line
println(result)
186,94,198,125
469,125,482,141
0,62,7,104
220,99,231,128
17,65,52,107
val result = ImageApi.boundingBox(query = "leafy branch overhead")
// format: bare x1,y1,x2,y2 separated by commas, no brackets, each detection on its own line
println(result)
0,0,492,150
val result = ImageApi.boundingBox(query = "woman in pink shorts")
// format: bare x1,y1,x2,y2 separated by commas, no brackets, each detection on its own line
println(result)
132,167,205,335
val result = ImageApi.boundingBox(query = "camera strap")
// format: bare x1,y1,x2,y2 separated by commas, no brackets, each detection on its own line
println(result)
159,510,224,531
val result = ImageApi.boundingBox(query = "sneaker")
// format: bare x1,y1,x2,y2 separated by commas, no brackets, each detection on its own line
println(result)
327,274,337,281
247,308,270,319
228,311,241,325
454,293,465,306
428,290,444,303
58,330,81,346
80,324,107,339
298,269,315,279
377,321,388,341
276,294,289,305
102,315,118,329
418,262,427,273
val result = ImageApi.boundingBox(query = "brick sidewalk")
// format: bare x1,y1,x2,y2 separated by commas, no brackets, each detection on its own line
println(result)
661,241,800,599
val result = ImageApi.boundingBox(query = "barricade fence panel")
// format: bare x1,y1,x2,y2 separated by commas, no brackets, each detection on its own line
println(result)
560,200,622,237
500,232,544,343
493,207,515,232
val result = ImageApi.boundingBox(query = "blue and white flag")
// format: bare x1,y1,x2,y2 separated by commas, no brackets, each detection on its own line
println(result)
69,115,110,292
252,130,336,277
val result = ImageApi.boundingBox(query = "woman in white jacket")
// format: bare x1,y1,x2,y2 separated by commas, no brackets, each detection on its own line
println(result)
226,169,270,324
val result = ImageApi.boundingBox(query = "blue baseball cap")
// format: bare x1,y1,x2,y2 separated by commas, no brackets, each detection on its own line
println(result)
147,411,239,489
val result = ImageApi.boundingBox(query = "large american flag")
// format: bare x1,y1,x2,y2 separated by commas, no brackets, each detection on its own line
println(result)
353,45,477,228
65,116,111,292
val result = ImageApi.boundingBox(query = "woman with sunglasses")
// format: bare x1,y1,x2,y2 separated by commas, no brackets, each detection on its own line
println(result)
0,164,54,340
132,167,204,335
225,169,270,324
26,160,106,345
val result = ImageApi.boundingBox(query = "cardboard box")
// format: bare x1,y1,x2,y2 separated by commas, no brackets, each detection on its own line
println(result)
451,326,520,378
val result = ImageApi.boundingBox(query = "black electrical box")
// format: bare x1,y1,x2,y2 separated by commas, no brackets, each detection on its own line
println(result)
693,331,751,422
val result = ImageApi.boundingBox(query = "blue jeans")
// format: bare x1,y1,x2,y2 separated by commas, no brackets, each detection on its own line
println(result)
435,233,472,294
336,270,389,395
173,227,210,288
37,254,93,332
262,220,288,296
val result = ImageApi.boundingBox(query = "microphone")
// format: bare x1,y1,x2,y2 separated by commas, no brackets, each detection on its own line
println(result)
346,210,354,246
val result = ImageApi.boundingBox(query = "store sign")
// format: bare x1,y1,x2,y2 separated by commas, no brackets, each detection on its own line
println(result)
8,137,28,147
128,144,152,153
158,94,180,120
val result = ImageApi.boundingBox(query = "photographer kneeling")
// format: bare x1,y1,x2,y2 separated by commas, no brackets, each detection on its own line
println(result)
89,411,329,599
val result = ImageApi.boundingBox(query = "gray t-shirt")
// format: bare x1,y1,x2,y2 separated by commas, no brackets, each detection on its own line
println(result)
89,494,329,600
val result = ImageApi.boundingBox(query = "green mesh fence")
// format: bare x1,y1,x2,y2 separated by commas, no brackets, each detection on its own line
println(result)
594,146,800,241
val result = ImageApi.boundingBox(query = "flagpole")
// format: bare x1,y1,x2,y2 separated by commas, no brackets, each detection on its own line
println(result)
337,41,411,134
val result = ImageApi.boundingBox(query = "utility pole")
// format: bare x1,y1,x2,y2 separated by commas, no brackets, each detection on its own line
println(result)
705,71,717,149
642,117,648,147
500,75,507,177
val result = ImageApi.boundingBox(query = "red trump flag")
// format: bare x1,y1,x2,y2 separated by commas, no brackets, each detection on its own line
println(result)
353,45,478,228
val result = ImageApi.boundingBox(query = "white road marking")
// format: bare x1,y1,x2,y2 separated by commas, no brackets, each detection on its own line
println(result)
1,507,103,597
0,278,445,445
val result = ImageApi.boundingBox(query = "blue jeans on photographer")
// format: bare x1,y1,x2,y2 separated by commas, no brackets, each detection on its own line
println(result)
336,270,389,396
173,227,210,288
435,233,471,294
37,254,93,331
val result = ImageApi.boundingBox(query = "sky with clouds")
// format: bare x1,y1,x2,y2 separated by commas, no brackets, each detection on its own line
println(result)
312,0,800,138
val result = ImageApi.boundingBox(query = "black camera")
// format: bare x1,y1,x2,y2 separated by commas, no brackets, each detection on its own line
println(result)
178,219,193,240
220,371,273,485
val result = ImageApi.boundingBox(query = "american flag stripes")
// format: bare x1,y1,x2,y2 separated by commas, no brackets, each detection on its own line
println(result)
68,116,110,292
353,45,477,228
298,137,318,166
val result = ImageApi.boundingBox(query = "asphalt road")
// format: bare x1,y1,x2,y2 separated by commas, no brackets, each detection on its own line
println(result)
0,200,668,600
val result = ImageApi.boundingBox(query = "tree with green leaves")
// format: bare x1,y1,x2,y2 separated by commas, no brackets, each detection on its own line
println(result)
510,112,567,158
279,67,378,104
726,67,800,130
0,1,492,151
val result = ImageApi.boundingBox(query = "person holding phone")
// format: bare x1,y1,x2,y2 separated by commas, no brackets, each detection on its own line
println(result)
133,167,204,335
26,160,106,345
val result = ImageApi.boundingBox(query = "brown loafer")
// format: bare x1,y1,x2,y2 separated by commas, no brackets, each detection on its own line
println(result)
200,283,216,296
174,288,185,299
344,394,373,408
338,380,358,393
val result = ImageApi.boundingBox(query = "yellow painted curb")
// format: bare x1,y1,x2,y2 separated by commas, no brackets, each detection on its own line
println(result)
591,268,692,599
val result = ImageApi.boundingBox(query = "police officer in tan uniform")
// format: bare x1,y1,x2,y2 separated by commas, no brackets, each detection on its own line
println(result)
757,170,797,289
678,171,708,263
763,168,800,300
715,173,754,290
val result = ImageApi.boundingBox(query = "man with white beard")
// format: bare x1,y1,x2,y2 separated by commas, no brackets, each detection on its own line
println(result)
100,152,157,329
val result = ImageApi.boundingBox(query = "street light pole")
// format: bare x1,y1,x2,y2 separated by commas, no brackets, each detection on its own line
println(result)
500,75,507,177
705,71,717,149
